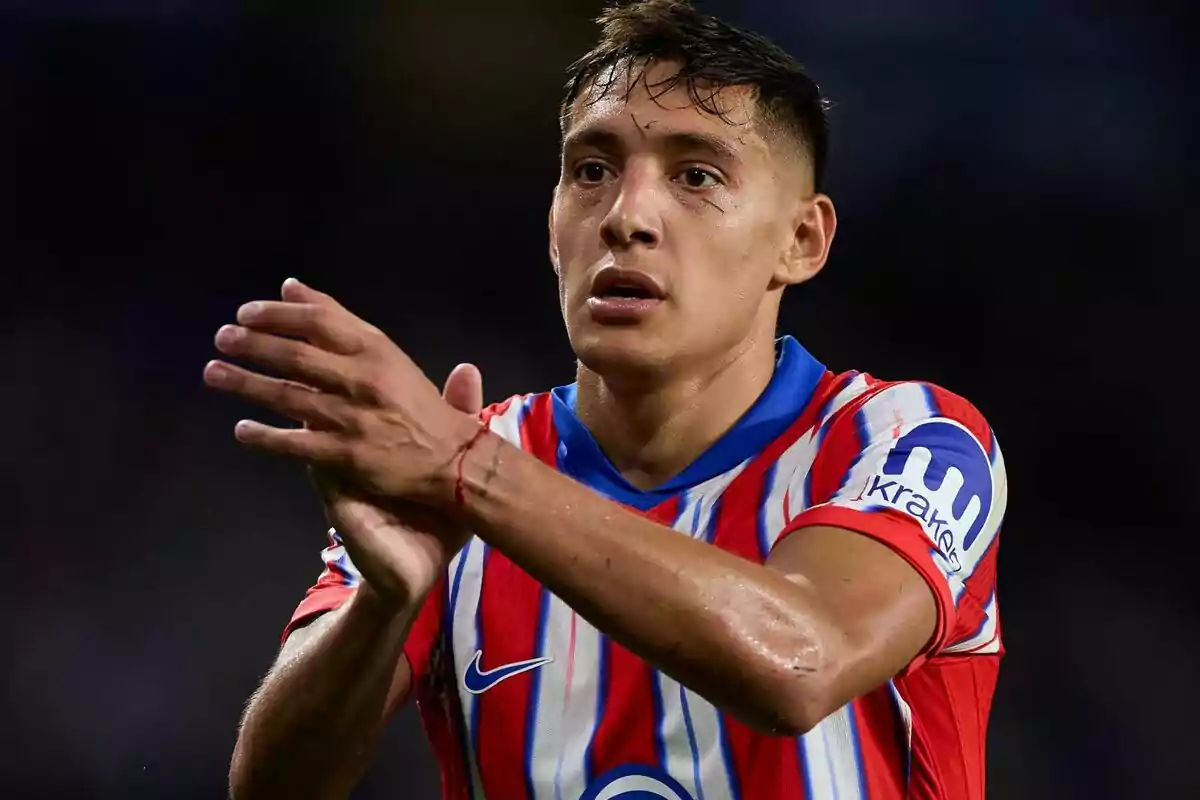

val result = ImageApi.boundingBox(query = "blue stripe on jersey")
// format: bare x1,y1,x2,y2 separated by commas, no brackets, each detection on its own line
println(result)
447,539,473,628
806,385,846,506
887,681,912,787
847,704,869,799
550,336,825,510
469,543,491,775
816,371,858,421
524,588,552,800
756,460,779,559
839,408,875,495
678,685,707,800
445,542,475,800
702,499,723,544
920,383,942,416
331,552,358,587
516,388,541,800
798,736,815,799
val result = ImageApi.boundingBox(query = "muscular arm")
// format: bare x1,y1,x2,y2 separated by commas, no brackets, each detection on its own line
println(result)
456,435,937,735
228,584,419,800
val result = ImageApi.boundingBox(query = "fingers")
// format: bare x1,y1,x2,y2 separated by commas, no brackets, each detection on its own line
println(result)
234,419,348,462
235,300,365,355
214,324,350,393
204,360,350,430
280,277,345,310
442,362,484,415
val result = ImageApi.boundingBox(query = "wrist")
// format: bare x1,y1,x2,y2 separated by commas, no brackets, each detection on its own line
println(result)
433,415,493,510
453,425,506,517
349,578,422,624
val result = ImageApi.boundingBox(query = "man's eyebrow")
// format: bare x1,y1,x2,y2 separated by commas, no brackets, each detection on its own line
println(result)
561,127,625,155
562,127,743,163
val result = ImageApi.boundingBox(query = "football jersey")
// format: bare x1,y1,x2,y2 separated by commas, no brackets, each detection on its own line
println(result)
285,336,1007,800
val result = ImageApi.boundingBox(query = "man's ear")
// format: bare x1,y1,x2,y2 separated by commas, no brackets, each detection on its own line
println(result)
548,198,561,276
775,193,837,287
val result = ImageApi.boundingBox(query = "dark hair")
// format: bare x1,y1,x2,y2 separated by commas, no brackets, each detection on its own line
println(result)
561,0,831,191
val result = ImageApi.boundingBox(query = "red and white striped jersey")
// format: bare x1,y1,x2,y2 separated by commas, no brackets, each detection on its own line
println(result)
285,336,1006,800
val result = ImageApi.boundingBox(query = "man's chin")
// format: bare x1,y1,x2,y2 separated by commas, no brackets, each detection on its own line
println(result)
568,325,674,381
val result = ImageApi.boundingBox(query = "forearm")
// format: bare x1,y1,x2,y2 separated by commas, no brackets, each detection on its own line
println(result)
456,435,838,734
229,584,418,799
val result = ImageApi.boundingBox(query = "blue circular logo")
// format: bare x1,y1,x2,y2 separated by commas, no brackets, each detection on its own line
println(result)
580,764,696,800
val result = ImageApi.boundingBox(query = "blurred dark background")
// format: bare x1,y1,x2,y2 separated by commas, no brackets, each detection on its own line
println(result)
4,1,1195,798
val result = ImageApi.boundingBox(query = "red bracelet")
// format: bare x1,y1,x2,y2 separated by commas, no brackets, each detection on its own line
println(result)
454,424,491,508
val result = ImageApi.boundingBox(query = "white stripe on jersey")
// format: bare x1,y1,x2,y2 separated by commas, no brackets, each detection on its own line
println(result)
647,477,744,800
319,528,362,586
887,680,913,757
528,596,602,800
760,374,873,550
678,463,747,542
799,705,865,800
448,538,488,797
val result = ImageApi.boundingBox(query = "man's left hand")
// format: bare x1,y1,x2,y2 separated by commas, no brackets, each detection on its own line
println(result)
202,278,481,506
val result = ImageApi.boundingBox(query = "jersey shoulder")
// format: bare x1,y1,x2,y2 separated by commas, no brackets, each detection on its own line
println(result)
480,391,560,463
821,374,999,457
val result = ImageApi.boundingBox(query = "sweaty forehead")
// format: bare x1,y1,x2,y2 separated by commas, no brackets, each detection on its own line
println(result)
565,60,774,159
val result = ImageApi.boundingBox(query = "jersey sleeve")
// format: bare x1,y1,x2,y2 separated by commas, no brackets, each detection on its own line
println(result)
778,381,1006,672
280,527,446,685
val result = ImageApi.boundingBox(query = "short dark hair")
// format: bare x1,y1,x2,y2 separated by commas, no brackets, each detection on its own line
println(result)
560,0,831,191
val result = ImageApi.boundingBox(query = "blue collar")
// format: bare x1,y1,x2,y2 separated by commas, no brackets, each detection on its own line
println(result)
550,336,826,510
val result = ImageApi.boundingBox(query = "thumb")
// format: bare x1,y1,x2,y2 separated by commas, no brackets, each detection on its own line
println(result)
443,362,484,416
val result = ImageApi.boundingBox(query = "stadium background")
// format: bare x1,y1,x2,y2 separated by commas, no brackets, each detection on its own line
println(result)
4,1,1193,798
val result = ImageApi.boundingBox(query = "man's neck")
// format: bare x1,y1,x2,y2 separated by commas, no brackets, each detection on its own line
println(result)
574,336,778,491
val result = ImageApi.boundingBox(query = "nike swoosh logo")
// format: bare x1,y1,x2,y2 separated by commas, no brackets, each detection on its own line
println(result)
462,649,553,695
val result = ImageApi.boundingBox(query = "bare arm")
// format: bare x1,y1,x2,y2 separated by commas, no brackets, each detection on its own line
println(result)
457,435,936,736
228,584,420,800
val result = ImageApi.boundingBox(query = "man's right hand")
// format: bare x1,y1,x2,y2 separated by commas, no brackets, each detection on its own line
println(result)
311,362,484,608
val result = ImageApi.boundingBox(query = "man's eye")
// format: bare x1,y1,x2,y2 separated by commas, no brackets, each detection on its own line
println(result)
575,162,610,183
678,167,720,189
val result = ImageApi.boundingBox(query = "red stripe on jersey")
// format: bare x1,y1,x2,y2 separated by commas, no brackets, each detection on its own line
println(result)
481,394,520,427
804,385,880,504
522,392,559,467
589,640,660,776
281,585,352,644
757,371,840,474
899,656,1000,800
472,396,559,800
720,717,806,800
710,370,839,560
403,575,447,685
853,688,908,799
587,498,681,779
416,655,472,800
473,548,544,800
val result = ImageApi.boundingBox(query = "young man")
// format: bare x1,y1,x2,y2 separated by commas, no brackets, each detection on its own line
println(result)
208,2,1006,798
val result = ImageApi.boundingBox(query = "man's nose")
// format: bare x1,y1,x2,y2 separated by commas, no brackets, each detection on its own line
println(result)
599,163,664,250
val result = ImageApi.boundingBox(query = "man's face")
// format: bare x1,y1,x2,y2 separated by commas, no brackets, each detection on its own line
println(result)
550,60,812,381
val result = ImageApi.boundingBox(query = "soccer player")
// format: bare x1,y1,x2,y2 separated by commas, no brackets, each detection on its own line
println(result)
208,2,1006,798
